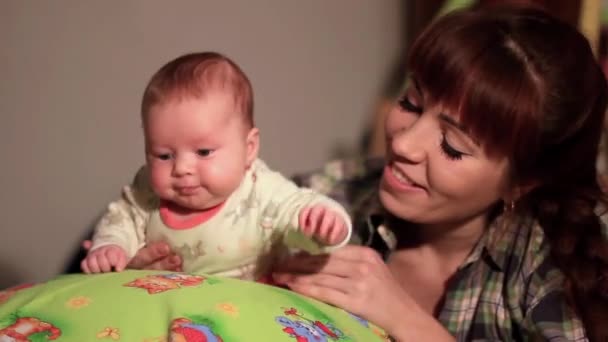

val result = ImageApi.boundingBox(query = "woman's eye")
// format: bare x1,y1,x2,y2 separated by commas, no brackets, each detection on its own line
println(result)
398,96,422,113
197,149,214,157
156,153,172,161
440,135,464,161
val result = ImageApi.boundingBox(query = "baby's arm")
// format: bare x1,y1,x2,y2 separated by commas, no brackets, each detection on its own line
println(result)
82,166,155,273
255,161,352,252
299,204,349,247
82,244,128,273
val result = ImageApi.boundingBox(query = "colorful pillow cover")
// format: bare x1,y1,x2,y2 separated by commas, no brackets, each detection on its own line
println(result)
0,270,389,341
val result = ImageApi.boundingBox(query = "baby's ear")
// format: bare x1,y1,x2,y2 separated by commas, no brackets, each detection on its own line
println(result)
245,127,260,168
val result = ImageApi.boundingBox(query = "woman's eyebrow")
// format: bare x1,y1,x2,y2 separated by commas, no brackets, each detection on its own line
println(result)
410,78,472,137
439,113,467,133
439,112,480,146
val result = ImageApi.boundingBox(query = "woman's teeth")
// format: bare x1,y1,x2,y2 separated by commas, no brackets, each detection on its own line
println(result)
391,166,413,185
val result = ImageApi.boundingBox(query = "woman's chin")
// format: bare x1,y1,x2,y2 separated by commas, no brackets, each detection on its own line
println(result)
379,189,414,220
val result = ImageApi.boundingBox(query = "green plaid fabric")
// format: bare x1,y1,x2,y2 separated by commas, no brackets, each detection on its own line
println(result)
293,157,588,341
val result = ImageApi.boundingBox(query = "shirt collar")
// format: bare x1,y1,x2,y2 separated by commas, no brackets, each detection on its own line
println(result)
365,208,534,272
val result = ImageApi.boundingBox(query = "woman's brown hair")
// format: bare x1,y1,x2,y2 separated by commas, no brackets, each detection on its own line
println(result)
409,6,608,341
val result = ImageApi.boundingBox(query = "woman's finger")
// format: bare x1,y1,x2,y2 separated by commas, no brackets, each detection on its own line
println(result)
278,245,382,271
274,253,356,278
287,280,352,312
147,255,183,271
324,245,384,263
274,271,352,292
127,242,172,269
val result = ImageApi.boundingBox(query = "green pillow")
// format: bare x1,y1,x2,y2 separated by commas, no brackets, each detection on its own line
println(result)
0,270,389,341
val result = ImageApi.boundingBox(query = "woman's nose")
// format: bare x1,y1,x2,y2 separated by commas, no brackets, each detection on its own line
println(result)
389,119,429,164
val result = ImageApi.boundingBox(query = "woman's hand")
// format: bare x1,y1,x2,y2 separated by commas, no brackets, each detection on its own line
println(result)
81,240,182,272
272,245,454,341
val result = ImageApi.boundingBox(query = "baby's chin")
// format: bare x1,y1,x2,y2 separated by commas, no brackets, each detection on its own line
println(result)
171,196,226,212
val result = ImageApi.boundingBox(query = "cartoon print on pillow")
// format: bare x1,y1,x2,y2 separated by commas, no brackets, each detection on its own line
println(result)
346,312,391,341
0,284,34,305
169,317,224,342
215,302,239,318
0,317,61,341
276,307,345,341
124,273,206,294
96,326,120,340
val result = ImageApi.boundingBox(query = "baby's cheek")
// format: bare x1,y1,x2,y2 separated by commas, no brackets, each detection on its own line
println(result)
148,168,171,195
203,165,244,194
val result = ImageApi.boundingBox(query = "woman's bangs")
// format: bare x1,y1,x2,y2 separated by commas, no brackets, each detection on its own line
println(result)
408,19,541,160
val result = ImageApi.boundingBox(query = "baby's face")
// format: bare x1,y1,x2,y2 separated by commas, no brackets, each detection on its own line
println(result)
143,92,257,210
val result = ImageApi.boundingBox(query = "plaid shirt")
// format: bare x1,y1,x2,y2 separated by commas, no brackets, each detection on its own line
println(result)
293,157,587,341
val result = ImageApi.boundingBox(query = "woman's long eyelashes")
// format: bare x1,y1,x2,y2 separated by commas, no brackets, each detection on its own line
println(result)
398,96,421,113
440,136,464,160
398,95,465,160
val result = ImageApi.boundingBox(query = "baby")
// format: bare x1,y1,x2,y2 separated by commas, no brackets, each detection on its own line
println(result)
81,52,352,280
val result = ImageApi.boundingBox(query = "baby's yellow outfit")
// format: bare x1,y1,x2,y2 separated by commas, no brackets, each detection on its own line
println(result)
89,159,352,279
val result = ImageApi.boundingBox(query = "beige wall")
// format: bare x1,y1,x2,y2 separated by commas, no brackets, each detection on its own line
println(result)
0,1,403,286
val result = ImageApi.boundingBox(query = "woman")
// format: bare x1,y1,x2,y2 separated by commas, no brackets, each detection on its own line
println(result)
117,6,608,341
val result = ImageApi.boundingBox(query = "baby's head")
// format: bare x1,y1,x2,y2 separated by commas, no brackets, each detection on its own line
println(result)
141,51,254,129
140,52,259,210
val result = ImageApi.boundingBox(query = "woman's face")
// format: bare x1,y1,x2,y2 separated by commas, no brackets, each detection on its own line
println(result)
379,80,511,227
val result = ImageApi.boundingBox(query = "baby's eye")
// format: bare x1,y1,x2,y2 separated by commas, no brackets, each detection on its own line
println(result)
197,149,214,157
156,153,172,161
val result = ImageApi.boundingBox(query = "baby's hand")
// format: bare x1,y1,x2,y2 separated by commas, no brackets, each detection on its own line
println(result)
299,205,348,246
81,245,128,273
